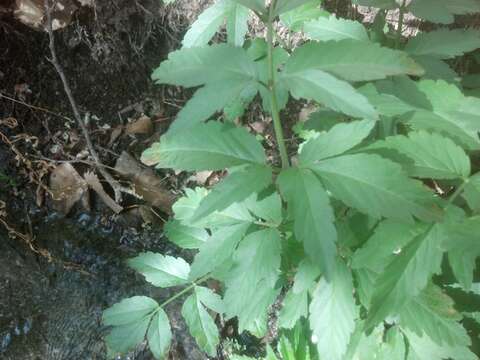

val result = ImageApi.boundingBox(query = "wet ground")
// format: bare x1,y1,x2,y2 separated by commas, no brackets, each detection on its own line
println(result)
0,209,208,360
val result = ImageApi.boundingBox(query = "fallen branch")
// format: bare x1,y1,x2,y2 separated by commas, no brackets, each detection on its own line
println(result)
44,0,123,205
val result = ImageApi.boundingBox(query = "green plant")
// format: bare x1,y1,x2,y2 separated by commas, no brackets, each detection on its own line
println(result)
103,0,480,359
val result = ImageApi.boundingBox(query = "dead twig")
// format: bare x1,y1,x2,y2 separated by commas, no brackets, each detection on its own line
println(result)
44,0,124,207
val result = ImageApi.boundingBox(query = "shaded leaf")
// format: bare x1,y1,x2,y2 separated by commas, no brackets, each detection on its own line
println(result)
310,261,357,360
311,154,439,222
147,309,172,360
299,119,375,165
182,287,221,355
278,167,337,279
192,165,272,221
142,122,266,171
284,40,424,82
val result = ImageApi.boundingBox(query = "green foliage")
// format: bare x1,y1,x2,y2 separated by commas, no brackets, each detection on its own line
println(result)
103,1,480,359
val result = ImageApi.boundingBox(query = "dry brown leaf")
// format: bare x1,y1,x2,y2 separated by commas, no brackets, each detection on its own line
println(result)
49,163,88,215
115,151,175,214
125,115,153,135
83,171,123,214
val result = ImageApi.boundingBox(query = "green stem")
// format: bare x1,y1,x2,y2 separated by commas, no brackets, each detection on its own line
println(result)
159,274,210,308
446,179,470,207
395,0,407,49
267,1,289,169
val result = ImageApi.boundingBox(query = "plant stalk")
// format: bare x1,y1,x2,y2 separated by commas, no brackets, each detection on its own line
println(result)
267,1,289,169
395,0,407,49
159,274,211,309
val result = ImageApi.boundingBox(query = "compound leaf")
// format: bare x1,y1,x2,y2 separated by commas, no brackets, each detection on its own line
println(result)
231,0,265,14
281,68,377,119
278,288,308,329
352,0,397,9
223,228,281,332
366,224,446,329
128,252,190,288
142,122,266,171
151,44,256,87
304,15,369,42
370,131,471,180
403,329,477,360
164,220,209,250
408,0,480,24
284,40,424,82
190,223,250,280
192,165,272,221
182,0,230,48
405,29,480,59
311,154,439,222
310,261,357,360
399,284,470,347
171,79,257,132
103,296,159,327
103,296,160,355
227,3,250,46
147,309,172,360
182,287,221,356
299,119,375,165
278,167,337,279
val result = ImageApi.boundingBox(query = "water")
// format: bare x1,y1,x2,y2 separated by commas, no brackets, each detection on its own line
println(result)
0,212,205,360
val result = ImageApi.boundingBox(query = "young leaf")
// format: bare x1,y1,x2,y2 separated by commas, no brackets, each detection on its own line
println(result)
366,224,446,329
151,44,256,87
227,3,250,46
309,261,357,360
399,284,470,347
369,131,471,180
284,40,424,82
278,167,337,279
128,252,190,288
311,154,439,223
142,122,266,171
171,79,257,132
281,69,377,119
304,15,369,42
189,223,250,280
405,29,480,60
192,165,272,221
164,220,209,249
223,228,281,332
182,287,221,356
278,289,308,329
182,0,230,48
147,309,172,360
299,119,375,165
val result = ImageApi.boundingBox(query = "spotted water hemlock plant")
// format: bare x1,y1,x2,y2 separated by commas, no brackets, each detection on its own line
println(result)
103,0,480,358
